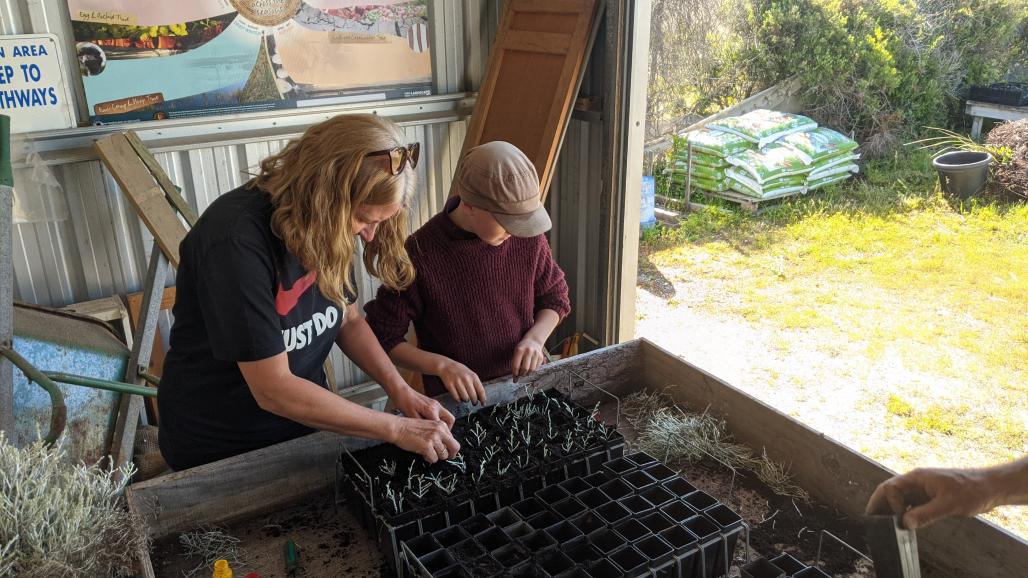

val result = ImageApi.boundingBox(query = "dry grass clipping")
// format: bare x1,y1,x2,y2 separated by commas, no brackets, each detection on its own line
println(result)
621,390,810,501
985,119,1028,200
0,433,148,577
178,528,249,578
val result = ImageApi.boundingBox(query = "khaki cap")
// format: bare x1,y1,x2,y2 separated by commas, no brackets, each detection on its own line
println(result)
454,141,551,237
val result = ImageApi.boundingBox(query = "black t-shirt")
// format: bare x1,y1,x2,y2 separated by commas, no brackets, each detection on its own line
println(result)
158,186,355,470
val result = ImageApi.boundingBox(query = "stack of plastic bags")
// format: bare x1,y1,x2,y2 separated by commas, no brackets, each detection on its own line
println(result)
777,127,860,190
670,109,861,200
669,128,753,193
724,143,812,199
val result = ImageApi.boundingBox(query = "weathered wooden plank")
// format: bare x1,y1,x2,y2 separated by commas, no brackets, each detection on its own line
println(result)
94,134,186,268
636,338,1028,578
123,131,198,227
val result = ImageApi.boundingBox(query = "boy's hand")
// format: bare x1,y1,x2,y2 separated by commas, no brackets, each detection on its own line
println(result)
512,336,547,381
439,359,487,405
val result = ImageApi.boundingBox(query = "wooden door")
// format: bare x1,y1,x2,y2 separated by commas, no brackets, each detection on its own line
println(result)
460,0,601,200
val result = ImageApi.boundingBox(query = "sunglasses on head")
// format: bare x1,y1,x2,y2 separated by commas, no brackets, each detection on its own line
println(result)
365,142,420,176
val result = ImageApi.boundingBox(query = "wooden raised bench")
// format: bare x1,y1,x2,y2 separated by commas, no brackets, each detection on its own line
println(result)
127,339,1028,577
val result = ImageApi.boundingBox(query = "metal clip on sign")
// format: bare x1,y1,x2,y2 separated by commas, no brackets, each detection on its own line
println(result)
864,515,921,578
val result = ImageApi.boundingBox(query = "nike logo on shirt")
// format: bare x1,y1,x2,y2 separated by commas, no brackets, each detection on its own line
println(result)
275,271,317,316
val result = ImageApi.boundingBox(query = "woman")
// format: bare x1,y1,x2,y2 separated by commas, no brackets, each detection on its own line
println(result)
158,114,459,470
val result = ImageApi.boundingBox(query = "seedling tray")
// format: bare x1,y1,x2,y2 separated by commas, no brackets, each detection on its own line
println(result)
337,389,625,573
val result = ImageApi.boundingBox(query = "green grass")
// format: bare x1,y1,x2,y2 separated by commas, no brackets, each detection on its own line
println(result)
642,148,1028,459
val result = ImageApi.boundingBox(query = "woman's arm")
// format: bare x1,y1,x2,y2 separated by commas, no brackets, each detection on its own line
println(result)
336,303,456,426
238,353,459,462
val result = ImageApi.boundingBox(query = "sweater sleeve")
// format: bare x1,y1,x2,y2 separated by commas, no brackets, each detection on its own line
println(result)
533,236,571,320
364,237,424,352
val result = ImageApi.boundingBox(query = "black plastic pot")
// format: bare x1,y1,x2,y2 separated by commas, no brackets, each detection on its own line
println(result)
595,499,632,525
404,533,442,559
619,494,655,517
609,545,649,576
566,541,604,565
583,471,612,487
492,542,531,568
505,521,533,541
588,527,626,553
663,477,698,499
641,485,676,508
450,537,486,565
682,515,721,578
637,534,675,564
643,463,678,482
602,456,637,476
769,553,806,575
659,525,700,578
683,490,718,512
544,520,585,544
704,504,744,577
552,496,588,519
476,526,513,551
433,525,470,549
513,497,548,520
624,451,658,468
587,558,620,576
598,478,633,500
538,550,576,577
613,518,651,543
446,498,475,526
623,469,659,491
741,558,786,578
576,487,611,509
460,513,491,535
473,492,500,516
537,484,571,504
933,151,991,199
527,510,561,531
661,501,695,525
570,511,606,535
418,549,457,574
559,476,591,495
487,506,521,528
519,528,558,552
639,511,676,535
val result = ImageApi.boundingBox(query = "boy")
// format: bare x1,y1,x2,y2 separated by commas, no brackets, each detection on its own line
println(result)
365,141,570,404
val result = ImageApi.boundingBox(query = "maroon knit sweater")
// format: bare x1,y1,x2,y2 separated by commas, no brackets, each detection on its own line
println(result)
365,197,571,396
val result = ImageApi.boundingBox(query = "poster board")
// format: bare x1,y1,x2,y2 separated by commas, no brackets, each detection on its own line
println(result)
0,34,76,133
68,1,432,125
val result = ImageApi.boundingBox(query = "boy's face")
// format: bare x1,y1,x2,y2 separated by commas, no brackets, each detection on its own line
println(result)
462,201,511,246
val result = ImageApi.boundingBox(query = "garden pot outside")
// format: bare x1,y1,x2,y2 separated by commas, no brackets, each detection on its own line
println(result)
932,151,991,199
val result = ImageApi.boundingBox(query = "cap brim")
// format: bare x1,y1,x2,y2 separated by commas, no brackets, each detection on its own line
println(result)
493,205,551,237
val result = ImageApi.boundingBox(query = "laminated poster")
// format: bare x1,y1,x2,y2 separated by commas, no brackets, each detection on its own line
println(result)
68,0,432,124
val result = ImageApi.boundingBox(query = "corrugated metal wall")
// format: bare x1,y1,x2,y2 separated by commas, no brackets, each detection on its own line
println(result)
3,0,615,389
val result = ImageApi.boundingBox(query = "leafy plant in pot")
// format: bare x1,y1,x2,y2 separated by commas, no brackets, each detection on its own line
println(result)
910,127,1014,200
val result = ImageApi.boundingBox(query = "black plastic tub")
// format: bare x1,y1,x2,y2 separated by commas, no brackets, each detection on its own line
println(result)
932,151,991,199
769,552,806,575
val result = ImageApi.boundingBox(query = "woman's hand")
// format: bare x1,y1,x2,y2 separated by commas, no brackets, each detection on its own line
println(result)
391,386,456,428
439,359,487,405
512,336,547,381
391,417,461,463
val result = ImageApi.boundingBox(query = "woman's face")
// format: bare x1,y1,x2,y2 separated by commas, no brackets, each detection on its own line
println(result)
352,202,401,243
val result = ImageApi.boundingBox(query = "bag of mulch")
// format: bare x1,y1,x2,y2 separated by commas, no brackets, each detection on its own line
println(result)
778,127,858,163
810,153,860,175
667,161,726,181
673,152,731,169
709,109,818,148
730,178,806,199
726,143,813,184
681,128,754,157
726,168,807,198
807,173,852,190
809,162,859,181
670,173,731,192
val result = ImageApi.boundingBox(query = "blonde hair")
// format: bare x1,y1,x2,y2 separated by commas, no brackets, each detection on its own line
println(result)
251,114,416,306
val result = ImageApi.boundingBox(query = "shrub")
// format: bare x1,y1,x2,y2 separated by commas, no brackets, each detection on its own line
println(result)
739,0,1027,153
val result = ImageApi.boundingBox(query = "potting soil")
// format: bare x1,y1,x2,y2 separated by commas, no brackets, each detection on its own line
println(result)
708,109,818,148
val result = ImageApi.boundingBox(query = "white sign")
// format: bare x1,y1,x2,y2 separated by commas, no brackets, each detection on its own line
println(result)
0,34,75,133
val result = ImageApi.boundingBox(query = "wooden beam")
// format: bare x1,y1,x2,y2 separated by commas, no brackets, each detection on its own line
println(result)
123,131,198,227
94,134,187,268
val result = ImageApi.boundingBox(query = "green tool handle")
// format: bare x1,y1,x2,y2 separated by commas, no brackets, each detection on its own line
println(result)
0,346,66,444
